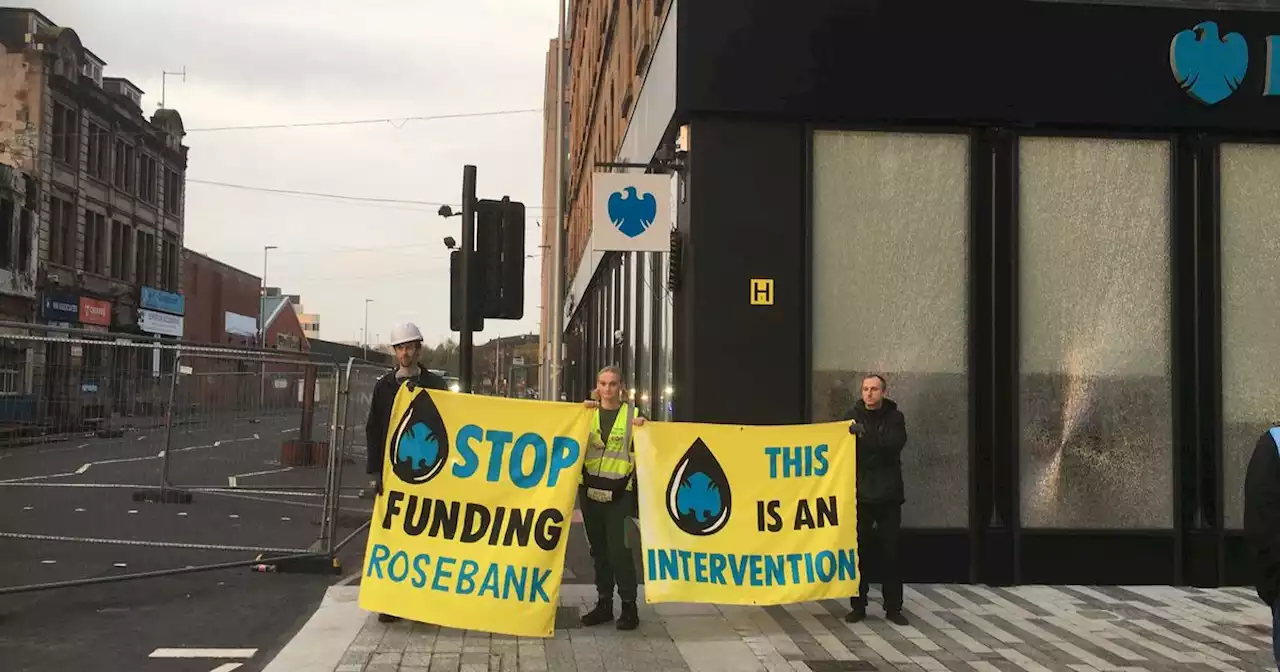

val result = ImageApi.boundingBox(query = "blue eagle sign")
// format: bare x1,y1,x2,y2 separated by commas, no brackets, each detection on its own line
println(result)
607,187,658,239
1170,22,1248,106
591,172,671,253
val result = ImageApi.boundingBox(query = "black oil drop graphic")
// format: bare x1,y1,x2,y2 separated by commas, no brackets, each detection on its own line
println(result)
390,392,450,485
665,437,732,536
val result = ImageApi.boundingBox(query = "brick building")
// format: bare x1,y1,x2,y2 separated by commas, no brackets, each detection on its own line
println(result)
182,249,259,347
547,0,674,418
0,8,188,430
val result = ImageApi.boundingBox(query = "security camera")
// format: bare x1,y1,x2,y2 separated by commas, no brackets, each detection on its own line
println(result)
438,205,454,218
443,236,457,249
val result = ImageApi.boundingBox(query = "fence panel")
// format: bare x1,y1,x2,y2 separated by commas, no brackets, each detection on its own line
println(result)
162,352,338,494
323,359,389,555
0,324,347,595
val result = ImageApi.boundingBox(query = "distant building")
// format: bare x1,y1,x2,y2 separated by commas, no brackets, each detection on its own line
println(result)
294,304,320,340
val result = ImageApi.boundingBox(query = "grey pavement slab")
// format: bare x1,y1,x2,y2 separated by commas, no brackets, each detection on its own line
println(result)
271,584,1277,672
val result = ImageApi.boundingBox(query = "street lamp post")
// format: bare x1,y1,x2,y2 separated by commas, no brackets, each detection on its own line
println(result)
259,245,277,347
259,245,277,412
363,298,373,360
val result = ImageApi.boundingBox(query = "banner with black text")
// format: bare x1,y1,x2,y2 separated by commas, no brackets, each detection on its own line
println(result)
358,385,591,636
634,421,860,605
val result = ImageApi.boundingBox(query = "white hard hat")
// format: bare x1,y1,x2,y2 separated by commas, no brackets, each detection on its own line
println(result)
389,322,424,347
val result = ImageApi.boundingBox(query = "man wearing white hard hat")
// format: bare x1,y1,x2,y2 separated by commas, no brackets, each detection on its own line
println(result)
364,322,450,623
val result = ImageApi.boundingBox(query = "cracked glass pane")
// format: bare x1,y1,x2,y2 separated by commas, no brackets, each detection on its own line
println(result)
1018,136,1173,529
1220,143,1280,530
811,130,970,529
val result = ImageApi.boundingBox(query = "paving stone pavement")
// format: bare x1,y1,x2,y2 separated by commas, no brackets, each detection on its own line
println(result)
327,584,1276,672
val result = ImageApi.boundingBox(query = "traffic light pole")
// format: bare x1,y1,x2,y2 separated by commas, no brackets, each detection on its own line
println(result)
459,164,477,393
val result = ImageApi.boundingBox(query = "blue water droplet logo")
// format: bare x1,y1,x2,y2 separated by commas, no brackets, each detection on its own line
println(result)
390,393,449,485
665,437,732,536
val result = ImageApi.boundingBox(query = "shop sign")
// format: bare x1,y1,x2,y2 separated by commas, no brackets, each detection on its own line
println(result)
591,172,672,252
140,286,185,316
41,291,80,322
138,308,184,337
1170,21,1280,106
78,297,111,326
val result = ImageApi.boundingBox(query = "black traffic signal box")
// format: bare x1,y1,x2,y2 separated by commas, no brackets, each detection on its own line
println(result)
449,249,484,333
475,197,525,320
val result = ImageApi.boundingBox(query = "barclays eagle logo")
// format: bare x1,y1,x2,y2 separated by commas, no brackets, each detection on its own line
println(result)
607,186,658,239
1170,21,1248,106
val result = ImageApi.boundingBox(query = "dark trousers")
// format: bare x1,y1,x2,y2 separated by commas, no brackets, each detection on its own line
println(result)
581,487,638,604
850,501,903,613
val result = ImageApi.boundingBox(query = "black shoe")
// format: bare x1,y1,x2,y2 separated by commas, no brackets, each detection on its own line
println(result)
886,610,909,626
581,599,613,626
845,607,866,623
617,601,639,630
377,613,401,623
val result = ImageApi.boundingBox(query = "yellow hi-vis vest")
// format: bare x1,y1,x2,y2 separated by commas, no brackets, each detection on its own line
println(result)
581,403,634,491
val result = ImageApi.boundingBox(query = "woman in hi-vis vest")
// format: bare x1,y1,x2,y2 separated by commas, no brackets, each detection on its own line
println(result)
579,365,645,630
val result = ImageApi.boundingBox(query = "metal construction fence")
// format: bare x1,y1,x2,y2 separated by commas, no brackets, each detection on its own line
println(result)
0,320,391,596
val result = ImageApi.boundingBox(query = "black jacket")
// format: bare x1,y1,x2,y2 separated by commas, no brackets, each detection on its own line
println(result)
844,398,908,505
365,368,449,475
1244,428,1280,605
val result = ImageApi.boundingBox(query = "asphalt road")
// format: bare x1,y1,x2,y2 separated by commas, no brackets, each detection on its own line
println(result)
0,408,371,672
0,407,644,671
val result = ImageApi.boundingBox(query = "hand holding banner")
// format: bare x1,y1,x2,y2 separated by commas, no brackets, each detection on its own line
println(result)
634,421,860,605
358,385,591,636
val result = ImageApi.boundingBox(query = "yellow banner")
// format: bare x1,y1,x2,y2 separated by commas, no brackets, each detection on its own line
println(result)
634,421,860,605
357,384,591,637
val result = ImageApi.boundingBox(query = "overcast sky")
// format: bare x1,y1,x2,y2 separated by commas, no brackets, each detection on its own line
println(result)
39,0,556,347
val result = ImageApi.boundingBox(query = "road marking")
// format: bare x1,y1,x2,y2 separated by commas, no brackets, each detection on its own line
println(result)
74,507,85,512
229,466,294,487
128,510,138,514
113,563,127,568
41,560,55,564
210,664,244,672
77,443,89,449
178,512,188,516
149,648,257,659
0,435,266,484
280,516,291,521
22,506,32,511
137,436,147,441
229,514,240,519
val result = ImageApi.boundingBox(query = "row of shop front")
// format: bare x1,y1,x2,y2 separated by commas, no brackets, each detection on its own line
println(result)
23,285,189,433
40,284,185,338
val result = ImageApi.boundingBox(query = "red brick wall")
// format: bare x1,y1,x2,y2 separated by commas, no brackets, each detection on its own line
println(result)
183,251,261,346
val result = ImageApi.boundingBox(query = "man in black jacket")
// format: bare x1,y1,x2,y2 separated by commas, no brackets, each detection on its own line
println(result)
1243,426,1280,666
844,374,909,626
364,322,449,624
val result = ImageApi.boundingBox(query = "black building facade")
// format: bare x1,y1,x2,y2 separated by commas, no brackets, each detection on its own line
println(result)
561,0,1280,587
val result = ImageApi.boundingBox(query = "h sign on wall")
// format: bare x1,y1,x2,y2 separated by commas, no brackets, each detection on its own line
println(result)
591,172,672,252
